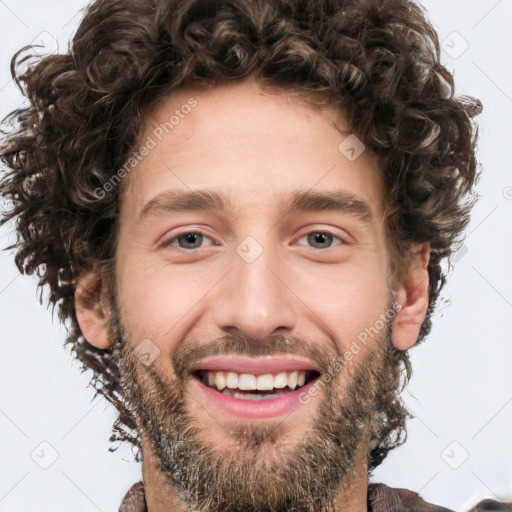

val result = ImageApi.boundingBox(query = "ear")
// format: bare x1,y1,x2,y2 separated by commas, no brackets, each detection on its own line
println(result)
74,271,113,349
391,242,430,351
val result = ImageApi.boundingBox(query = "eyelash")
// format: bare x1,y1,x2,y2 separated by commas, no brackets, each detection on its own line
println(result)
159,229,347,251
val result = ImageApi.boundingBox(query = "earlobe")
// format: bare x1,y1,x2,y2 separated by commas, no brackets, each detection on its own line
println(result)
391,243,430,351
74,271,113,349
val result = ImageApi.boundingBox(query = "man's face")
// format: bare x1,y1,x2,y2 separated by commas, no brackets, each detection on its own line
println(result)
108,78,407,511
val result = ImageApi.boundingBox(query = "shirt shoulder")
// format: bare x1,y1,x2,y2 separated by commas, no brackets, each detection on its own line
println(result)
368,483,455,511
368,483,512,512
118,480,512,511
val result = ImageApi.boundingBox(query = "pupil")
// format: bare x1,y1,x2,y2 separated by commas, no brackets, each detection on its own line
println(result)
179,233,202,249
309,232,332,248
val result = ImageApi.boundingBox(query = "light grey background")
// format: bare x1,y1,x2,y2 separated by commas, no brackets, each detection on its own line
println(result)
0,0,511,510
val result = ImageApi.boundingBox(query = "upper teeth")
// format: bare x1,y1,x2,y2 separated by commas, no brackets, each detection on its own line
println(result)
202,370,308,391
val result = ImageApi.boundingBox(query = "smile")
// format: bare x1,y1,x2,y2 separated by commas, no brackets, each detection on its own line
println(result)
194,369,317,399
189,356,322,419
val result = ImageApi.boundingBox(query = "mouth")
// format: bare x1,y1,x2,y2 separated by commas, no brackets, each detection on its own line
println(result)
192,369,320,400
189,359,323,420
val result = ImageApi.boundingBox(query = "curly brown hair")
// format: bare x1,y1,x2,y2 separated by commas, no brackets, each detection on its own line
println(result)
0,0,482,471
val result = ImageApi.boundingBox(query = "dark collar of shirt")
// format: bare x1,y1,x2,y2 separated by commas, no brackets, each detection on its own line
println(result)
119,481,512,512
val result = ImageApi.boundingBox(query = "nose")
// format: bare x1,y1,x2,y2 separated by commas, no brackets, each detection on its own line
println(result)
212,241,298,341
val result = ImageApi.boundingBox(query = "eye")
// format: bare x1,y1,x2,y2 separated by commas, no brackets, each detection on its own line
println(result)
296,231,344,250
160,231,216,250
160,229,347,251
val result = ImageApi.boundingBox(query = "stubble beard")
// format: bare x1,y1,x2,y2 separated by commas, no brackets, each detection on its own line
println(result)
109,297,407,512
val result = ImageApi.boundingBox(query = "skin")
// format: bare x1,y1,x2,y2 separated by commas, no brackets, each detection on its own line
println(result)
74,77,430,511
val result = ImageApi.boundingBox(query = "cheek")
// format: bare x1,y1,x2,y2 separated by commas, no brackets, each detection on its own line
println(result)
292,261,390,350
115,257,221,342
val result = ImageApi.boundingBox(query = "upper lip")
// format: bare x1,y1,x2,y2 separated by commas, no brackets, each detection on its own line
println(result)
190,356,322,375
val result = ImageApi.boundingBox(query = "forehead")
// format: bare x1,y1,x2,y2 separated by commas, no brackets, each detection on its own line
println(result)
120,78,386,221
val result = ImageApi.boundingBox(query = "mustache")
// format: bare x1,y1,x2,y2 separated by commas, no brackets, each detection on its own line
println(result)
171,333,339,380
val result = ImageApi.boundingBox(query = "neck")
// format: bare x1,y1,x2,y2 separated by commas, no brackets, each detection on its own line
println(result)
141,433,369,512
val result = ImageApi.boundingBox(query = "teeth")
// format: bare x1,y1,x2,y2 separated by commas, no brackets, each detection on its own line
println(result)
224,389,280,400
200,370,310,392
288,370,298,389
239,373,257,390
273,372,288,389
214,372,227,390
256,374,274,390
226,372,239,389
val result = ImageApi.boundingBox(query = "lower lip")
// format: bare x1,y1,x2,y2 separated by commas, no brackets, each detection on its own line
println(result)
191,374,320,420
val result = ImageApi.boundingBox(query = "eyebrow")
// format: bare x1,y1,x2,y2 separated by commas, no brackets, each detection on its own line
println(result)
137,188,373,223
